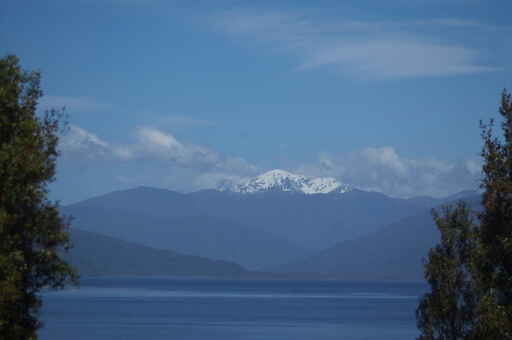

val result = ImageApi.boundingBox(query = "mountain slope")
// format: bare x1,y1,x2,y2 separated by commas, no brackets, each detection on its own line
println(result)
63,180,443,270
65,228,246,277
188,188,435,250
278,194,481,281
68,186,200,219
63,204,307,270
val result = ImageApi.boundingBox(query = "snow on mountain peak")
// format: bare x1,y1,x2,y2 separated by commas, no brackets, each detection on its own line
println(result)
218,169,351,195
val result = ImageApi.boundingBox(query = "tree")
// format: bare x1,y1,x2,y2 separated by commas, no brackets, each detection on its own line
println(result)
473,90,512,338
416,90,512,340
416,202,478,340
0,55,77,339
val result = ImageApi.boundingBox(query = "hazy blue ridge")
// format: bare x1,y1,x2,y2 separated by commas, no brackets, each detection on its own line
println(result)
62,186,479,280
63,205,307,270
276,194,481,281
65,228,247,277
63,186,435,271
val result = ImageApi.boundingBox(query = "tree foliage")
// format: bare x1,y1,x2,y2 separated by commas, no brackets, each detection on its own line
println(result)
0,55,77,339
474,90,512,338
416,202,478,340
416,90,512,340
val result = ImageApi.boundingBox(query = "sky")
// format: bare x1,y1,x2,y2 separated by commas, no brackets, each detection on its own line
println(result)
2,0,511,203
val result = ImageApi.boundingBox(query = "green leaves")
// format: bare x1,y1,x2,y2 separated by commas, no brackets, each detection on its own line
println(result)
416,202,478,340
0,55,77,339
476,90,512,338
417,90,512,340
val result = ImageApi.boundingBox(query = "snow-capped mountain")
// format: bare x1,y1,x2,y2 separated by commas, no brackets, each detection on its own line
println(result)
218,169,352,195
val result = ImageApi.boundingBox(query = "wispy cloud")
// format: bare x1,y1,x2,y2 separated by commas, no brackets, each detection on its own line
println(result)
211,9,499,78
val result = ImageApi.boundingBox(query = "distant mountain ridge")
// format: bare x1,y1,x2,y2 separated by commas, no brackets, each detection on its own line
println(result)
63,184,442,270
217,169,352,195
277,193,482,281
63,203,306,271
66,228,247,277
62,184,481,279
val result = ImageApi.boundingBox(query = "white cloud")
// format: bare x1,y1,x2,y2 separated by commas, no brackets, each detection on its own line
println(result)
211,9,498,78
127,126,224,169
192,172,247,190
59,125,258,191
297,146,481,198
465,158,483,176
58,126,481,198
136,126,183,155
360,146,408,176
60,125,111,159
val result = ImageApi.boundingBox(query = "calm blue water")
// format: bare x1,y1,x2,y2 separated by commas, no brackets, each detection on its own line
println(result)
40,277,425,340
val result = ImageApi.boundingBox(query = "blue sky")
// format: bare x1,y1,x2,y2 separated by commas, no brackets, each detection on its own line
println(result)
2,0,511,202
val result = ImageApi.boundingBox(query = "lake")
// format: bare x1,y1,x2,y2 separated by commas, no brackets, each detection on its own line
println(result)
40,277,425,340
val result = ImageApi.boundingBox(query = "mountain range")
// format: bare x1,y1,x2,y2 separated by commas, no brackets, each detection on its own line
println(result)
63,169,480,280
